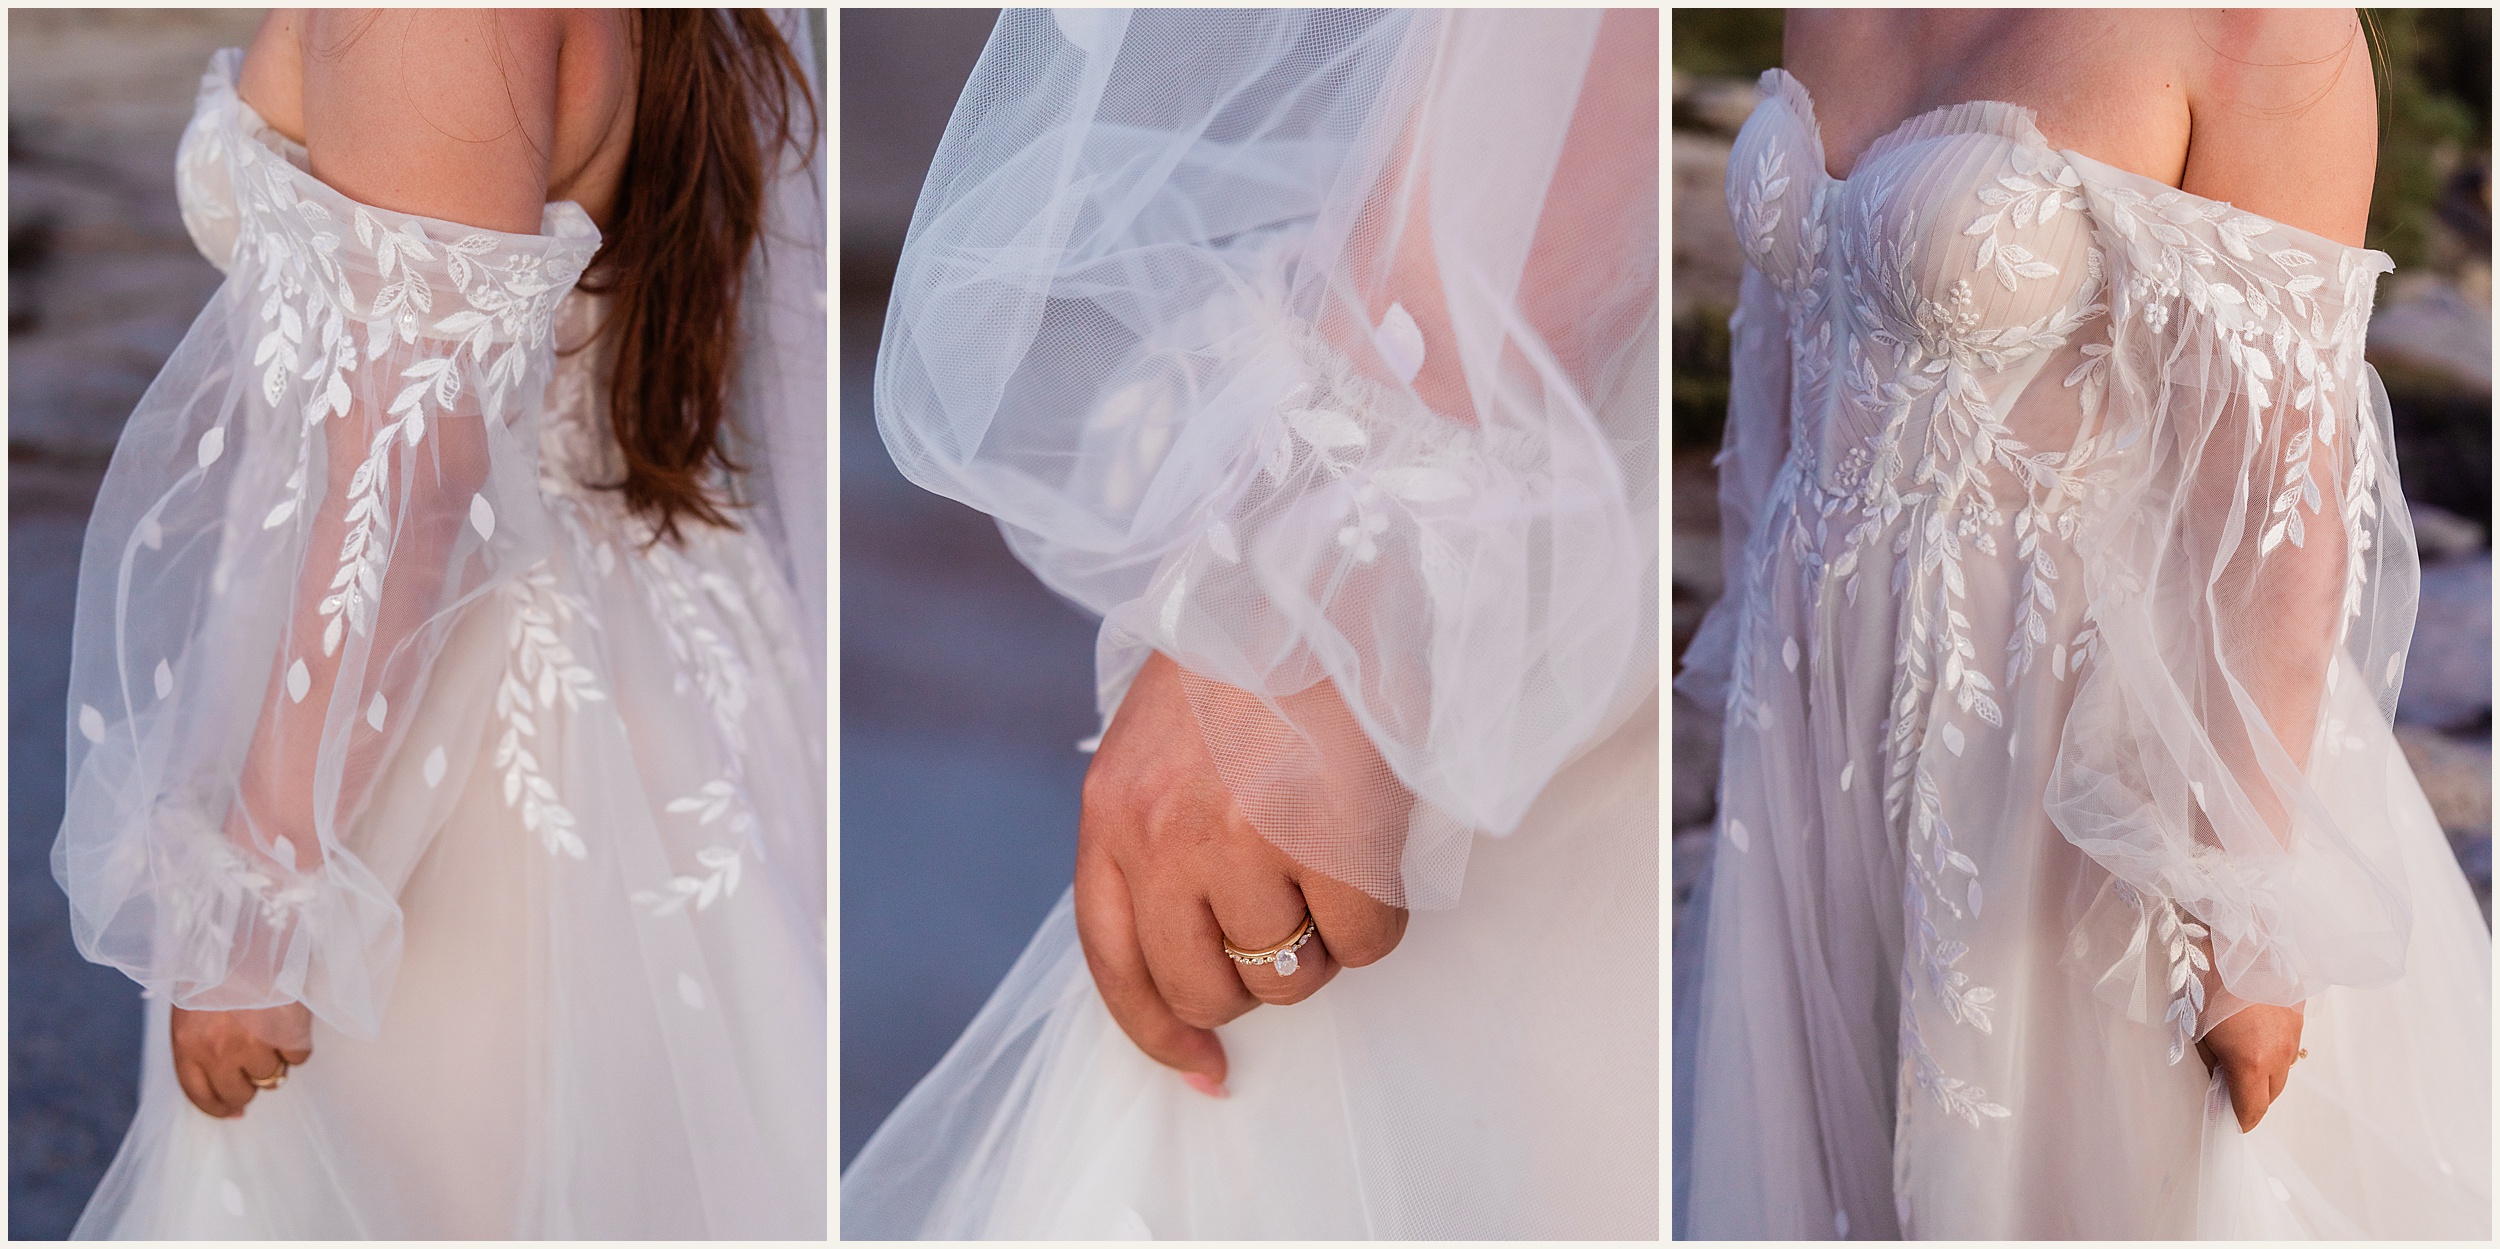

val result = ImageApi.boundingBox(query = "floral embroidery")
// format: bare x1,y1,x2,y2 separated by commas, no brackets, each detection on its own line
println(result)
493,566,606,859
631,844,744,916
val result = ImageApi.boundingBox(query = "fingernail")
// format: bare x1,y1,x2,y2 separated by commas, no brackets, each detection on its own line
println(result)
1182,1071,1229,1099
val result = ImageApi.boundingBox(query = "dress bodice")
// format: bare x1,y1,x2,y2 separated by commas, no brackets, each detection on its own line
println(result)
1732,71,2100,363
1726,68,2391,512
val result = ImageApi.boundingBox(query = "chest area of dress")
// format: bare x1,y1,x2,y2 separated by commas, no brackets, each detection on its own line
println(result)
1730,108,2105,369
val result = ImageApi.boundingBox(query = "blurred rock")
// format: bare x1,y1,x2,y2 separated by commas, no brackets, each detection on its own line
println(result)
2397,555,2493,732
2395,723,2493,836
1672,689,1722,830
9,9,261,465
839,9,999,271
2410,502,2488,562
1673,69,1765,139
1672,131,1739,318
1672,825,1714,912
2369,272,2493,395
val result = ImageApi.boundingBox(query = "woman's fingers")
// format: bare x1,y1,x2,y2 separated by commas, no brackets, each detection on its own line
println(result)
1209,870,1336,1006
1298,868,1408,968
204,1058,260,1118
1074,850,1229,1092
2224,1061,2274,1132
174,1059,234,1119
1132,884,1259,1031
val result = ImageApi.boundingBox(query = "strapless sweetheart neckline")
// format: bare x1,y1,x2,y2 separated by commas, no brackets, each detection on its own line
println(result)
1765,67,2054,184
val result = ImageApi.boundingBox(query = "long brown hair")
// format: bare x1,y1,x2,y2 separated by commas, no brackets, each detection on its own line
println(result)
581,10,817,545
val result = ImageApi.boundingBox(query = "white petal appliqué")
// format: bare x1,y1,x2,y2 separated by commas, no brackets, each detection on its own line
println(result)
1783,637,1801,672
677,972,707,1011
286,658,311,703
1374,466,1470,503
155,659,174,700
1839,761,1854,792
422,744,448,789
1727,818,1751,852
470,494,496,541
196,427,226,468
1942,723,1966,756
367,692,389,731
138,516,164,550
1375,302,1426,385
219,1179,245,1218
78,704,106,744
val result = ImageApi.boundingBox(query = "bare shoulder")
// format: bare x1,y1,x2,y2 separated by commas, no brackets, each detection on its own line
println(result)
298,9,566,235
236,11,309,143
2178,8,2376,246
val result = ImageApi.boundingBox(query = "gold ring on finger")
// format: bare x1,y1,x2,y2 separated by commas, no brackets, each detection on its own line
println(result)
248,1059,288,1090
1223,913,1318,977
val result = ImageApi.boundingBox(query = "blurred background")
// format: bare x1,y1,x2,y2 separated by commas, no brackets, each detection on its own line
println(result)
837,8,1106,1172
6,10,827,1236
1670,9,2495,952
10,11,266,1236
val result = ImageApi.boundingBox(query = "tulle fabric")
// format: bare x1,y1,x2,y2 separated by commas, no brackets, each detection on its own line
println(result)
1675,70,2489,1238
874,8,1659,908
849,9,1658,1238
56,14,826,1237
844,692,1658,1239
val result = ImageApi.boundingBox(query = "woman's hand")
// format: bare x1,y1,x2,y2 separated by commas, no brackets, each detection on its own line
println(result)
2197,1001,2304,1132
1073,652,1408,1096
170,1002,313,1119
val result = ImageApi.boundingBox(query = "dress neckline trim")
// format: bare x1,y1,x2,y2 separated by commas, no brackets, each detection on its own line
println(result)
1760,68,2045,185
203,47,599,249
1755,67,2393,269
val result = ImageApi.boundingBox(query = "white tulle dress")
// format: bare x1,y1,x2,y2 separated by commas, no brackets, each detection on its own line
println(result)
1675,70,2492,1239
52,27,827,1239
844,9,1660,1239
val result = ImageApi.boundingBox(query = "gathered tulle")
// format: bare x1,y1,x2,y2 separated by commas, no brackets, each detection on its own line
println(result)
850,9,1658,1239
1675,69,2489,1238
57,14,826,1237
875,8,1658,908
846,694,1659,1239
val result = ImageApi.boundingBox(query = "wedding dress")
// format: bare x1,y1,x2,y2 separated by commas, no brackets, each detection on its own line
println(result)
1675,69,2491,1239
51,16,827,1238
843,9,1659,1238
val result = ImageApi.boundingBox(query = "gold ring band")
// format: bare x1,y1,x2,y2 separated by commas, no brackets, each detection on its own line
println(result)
1223,913,1318,976
248,1059,289,1090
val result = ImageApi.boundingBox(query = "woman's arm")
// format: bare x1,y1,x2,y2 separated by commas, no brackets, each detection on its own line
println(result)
175,6,564,1121
2165,7,2376,1132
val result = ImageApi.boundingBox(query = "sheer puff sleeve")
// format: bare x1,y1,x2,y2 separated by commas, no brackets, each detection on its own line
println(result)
876,10,1658,908
52,51,598,1038
2048,152,2414,1053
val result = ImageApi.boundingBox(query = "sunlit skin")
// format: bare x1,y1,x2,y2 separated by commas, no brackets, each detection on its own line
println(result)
169,7,635,1120
1786,7,2376,1133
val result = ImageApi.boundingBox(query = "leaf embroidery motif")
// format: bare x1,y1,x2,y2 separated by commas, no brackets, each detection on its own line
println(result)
493,566,606,860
